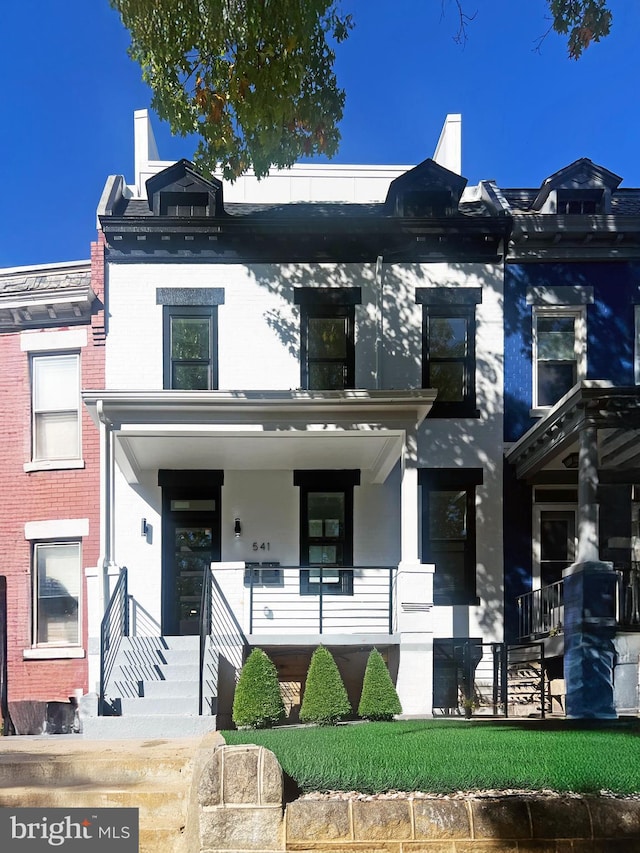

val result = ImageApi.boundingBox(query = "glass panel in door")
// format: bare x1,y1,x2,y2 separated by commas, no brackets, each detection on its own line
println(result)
174,524,212,635
540,510,575,586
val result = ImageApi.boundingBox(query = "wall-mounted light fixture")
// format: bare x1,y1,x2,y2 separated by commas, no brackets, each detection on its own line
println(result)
562,452,579,469
141,518,149,537
234,517,242,538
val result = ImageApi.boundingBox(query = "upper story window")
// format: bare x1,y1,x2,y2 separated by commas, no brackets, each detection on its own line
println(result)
160,192,210,216
556,189,604,215
295,288,360,391
532,306,586,409
163,306,218,390
417,288,481,417
31,353,80,462
157,288,225,391
527,286,592,413
420,468,482,606
402,189,453,217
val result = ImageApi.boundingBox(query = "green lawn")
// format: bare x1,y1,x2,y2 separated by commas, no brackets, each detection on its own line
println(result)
222,719,640,795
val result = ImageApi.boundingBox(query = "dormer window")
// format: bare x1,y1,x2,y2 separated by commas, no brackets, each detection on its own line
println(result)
146,159,224,218
531,159,620,214
556,189,604,215
385,158,467,219
160,192,210,217
403,189,453,217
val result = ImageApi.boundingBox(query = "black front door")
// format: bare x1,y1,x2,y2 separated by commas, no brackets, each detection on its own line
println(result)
162,490,221,635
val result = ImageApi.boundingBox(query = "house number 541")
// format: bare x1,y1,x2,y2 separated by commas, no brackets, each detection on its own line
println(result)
252,542,271,551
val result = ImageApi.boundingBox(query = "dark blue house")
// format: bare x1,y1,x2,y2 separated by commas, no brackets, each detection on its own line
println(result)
502,158,640,714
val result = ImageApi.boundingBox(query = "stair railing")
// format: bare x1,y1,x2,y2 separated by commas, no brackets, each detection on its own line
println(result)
99,567,129,716
199,567,248,715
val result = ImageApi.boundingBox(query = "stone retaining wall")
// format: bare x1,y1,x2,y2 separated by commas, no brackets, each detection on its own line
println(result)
192,744,640,853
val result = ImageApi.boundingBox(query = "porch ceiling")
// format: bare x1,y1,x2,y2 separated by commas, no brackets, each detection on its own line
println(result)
506,381,640,480
83,388,437,485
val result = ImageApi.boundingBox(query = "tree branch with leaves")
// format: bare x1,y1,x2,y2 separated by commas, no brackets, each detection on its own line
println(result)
111,0,614,181
110,0,353,180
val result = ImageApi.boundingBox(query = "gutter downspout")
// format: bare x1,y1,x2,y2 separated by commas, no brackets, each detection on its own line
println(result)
97,400,117,600
375,255,384,390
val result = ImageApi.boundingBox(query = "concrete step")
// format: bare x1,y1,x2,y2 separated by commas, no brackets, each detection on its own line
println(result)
115,647,200,668
120,636,199,652
0,746,193,787
113,663,200,682
141,679,200,698
81,714,218,740
0,734,218,853
0,785,187,826
119,696,200,716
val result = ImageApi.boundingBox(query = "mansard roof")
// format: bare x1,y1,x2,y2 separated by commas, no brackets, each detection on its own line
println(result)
99,158,509,263
0,264,96,331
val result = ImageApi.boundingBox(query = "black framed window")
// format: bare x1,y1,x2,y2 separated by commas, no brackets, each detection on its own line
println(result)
420,468,482,605
295,288,360,391
163,305,218,390
294,470,360,595
417,288,480,417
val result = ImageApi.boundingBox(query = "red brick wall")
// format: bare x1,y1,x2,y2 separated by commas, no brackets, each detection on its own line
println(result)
0,238,106,702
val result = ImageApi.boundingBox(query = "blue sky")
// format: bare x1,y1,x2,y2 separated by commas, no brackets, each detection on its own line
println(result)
1,0,638,267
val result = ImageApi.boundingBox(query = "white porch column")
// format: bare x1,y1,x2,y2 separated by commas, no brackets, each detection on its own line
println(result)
87,404,118,692
577,425,599,563
395,432,434,716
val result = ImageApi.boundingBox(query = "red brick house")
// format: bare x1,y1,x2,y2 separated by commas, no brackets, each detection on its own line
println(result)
0,243,105,732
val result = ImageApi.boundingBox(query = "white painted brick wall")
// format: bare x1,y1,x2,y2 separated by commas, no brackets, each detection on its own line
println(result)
106,257,504,643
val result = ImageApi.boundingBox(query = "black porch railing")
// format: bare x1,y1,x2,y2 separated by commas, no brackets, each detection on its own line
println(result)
517,579,564,640
619,563,640,627
99,567,129,715
517,563,640,640
246,566,396,635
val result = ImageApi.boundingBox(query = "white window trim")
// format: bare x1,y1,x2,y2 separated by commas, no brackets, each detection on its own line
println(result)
634,305,640,386
21,328,88,352
29,351,82,469
24,519,89,540
23,647,85,660
531,305,586,416
532,503,578,591
29,539,83,652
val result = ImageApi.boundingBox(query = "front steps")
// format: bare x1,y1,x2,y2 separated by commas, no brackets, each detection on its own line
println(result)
81,635,219,739
0,735,219,853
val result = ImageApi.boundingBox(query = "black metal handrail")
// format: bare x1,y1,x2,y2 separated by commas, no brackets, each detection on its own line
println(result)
517,580,564,640
619,562,640,627
99,567,129,716
199,567,248,715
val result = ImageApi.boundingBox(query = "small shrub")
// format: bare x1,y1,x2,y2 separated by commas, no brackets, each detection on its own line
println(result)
300,646,351,725
358,648,402,721
232,648,285,729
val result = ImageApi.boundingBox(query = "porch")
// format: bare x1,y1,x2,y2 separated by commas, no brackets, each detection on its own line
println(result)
516,563,640,642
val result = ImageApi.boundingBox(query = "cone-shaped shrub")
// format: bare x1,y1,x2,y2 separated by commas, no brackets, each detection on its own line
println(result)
232,648,285,729
300,646,351,725
358,648,402,721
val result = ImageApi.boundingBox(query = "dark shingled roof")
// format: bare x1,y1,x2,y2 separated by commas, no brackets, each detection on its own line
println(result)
112,197,496,220
502,187,640,216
